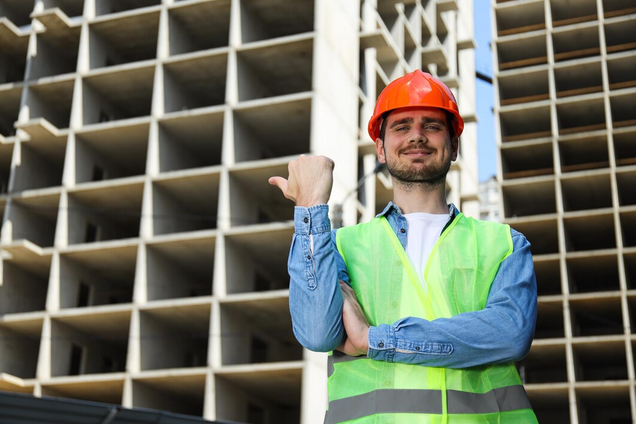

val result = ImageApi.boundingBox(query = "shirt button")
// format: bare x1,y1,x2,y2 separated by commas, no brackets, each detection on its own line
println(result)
392,301,398,308
400,228,406,233
306,255,311,260
378,342,384,348
303,217,308,223
384,380,391,387
415,346,420,351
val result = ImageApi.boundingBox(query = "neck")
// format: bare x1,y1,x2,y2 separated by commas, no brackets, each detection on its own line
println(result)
392,180,448,214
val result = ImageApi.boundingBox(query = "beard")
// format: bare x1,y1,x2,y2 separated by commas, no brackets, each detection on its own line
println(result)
385,147,451,191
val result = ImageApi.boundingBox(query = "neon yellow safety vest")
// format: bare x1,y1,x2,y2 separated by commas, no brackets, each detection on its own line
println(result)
327,213,537,424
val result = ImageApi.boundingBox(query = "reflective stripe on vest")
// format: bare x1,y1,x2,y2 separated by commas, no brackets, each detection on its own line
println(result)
324,386,533,424
329,214,537,424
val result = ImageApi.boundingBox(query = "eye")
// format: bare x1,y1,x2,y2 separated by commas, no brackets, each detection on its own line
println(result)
394,125,409,131
425,125,441,131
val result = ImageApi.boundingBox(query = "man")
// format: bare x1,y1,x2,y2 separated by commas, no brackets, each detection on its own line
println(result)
269,70,538,423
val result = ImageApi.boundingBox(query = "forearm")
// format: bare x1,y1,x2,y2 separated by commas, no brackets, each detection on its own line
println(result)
288,205,347,352
367,231,537,368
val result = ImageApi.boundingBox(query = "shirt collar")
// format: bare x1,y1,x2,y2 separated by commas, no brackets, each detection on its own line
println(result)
376,201,459,219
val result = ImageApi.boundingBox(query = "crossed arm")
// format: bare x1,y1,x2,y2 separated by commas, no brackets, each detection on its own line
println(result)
270,155,538,368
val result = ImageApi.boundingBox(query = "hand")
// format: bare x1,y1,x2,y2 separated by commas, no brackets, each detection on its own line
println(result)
268,155,335,207
337,281,370,356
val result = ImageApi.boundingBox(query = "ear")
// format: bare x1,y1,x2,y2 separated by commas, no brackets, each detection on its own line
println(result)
375,138,386,163
450,137,459,161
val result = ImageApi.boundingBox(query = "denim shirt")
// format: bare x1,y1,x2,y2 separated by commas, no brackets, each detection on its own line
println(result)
288,202,537,369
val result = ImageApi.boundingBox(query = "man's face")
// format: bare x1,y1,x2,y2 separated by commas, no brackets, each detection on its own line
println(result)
374,107,458,187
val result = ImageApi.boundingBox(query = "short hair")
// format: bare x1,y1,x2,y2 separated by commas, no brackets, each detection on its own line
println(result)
378,110,456,143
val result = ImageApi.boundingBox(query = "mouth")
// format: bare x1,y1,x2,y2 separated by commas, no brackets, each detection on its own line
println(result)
400,149,434,157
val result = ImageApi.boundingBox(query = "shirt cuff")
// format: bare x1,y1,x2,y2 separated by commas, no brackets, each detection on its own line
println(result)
367,325,395,362
294,205,331,235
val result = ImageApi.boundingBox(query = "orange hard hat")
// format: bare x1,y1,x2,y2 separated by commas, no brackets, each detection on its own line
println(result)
368,70,464,140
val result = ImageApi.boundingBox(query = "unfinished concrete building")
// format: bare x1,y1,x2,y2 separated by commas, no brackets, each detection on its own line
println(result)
0,0,476,423
493,0,636,423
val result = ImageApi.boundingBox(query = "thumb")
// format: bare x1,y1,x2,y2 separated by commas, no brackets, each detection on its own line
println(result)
268,176,288,193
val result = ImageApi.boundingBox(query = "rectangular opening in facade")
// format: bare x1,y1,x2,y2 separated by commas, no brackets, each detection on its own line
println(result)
551,0,597,25
0,0,32,27
534,257,562,296
605,18,636,55
501,141,553,179
95,0,160,17
567,254,620,293
610,93,636,128
168,0,230,56
502,179,556,218
496,34,547,71
82,66,154,126
626,252,636,289
552,24,600,63
158,110,223,173
0,29,28,84
616,169,636,206
554,59,603,98
608,54,636,91
229,162,294,226
233,96,311,162
557,97,606,135
88,11,159,70
28,26,80,80
575,385,631,424
237,37,313,102
0,319,42,379
518,343,567,384
569,295,624,336
560,173,613,212
563,213,616,251
26,78,74,130
50,310,130,377
510,217,559,255
615,129,636,166
0,86,22,137
498,68,549,106
220,295,301,366
139,303,210,370
603,0,636,17
11,134,66,192
0,251,50,315
6,194,60,247
495,0,545,36
240,0,313,44
620,210,636,247
224,226,293,294
526,387,570,424
215,368,301,424
67,181,143,245
59,244,137,309
0,149,12,191
132,375,205,417
500,105,551,142
40,0,85,18
152,172,220,235
559,134,609,173
163,52,227,113
146,235,215,301
535,300,565,339
75,122,149,184
41,378,124,404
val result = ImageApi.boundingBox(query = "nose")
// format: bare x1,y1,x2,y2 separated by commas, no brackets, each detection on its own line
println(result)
409,126,427,143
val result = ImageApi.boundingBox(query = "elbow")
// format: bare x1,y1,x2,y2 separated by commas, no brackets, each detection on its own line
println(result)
292,322,343,352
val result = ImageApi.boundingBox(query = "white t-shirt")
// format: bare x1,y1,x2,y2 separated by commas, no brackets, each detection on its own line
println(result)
404,212,449,284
